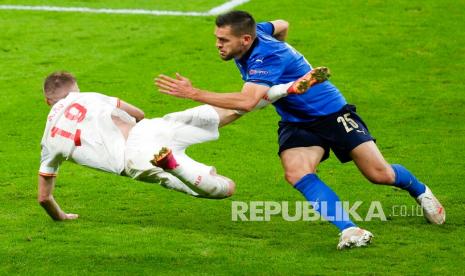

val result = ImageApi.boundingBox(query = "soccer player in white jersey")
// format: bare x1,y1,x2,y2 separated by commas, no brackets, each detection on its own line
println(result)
38,71,242,221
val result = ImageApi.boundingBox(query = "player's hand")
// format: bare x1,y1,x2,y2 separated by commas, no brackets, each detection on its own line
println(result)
155,73,197,99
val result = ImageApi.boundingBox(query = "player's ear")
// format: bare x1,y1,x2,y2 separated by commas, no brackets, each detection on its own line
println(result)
45,97,53,106
242,34,252,45
64,83,79,94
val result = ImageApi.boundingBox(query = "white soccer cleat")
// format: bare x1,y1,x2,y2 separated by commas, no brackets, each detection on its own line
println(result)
337,227,373,250
416,186,446,224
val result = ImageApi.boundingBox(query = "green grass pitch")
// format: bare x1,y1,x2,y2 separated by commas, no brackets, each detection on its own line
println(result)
1,0,464,274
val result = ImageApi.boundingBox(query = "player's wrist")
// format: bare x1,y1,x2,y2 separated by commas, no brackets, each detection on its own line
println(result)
190,88,202,101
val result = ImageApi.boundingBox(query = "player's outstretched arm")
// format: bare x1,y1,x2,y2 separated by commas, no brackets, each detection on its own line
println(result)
155,73,268,112
118,100,145,122
270,20,289,41
38,175,79,221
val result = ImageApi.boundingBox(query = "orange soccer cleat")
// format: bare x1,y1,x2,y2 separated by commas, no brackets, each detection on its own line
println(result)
287,66,331,94
150,147,179,170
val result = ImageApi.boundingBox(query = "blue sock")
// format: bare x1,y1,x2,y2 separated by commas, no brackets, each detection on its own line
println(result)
391,164,426,197
294,174,356,231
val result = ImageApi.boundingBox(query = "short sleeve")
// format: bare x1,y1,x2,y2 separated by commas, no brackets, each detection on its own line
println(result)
245,54,285,86
38,143,63,176
257,22,275,36
87,92,120,107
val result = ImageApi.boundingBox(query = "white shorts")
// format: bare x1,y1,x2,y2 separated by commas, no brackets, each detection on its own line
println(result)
124,105,220,189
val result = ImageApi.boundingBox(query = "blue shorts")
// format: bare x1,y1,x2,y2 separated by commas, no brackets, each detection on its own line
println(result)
278,104,375,163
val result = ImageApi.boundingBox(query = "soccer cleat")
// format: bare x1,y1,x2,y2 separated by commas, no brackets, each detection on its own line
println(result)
337,227,373,250
150,147,179,170
287,66,331,94
416,186,446,224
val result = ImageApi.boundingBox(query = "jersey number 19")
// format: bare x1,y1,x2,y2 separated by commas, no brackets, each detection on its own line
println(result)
50,103,87,146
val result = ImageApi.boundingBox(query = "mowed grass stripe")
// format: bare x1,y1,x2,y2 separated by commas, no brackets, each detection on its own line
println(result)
0,0,464,274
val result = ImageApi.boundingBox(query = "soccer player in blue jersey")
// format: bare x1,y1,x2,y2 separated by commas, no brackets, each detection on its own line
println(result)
155,10,445,249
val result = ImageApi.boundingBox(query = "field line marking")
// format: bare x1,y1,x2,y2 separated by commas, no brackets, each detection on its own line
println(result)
0,0,250,16
208,0,250,15
0,5,208,16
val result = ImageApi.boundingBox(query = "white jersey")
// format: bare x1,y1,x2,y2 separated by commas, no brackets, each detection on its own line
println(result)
39,92,133,176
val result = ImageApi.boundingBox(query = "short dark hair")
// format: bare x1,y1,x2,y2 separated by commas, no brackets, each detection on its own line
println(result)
215,10,256,37
43,71,76,95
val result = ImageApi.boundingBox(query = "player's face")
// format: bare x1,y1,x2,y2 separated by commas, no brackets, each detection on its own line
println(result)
214,26,247,60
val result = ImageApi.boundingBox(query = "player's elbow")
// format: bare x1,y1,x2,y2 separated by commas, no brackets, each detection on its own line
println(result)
240,105,254,113
271,20,289,41
131,106,145,122
135,110,145,122
240,99,260,112
276,19,289,30
273,19,289,32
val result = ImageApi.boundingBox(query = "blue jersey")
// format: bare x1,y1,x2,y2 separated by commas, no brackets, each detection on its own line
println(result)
234,22,347,122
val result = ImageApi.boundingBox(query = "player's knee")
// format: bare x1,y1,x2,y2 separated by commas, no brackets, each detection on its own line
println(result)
284,164,316,185
284,172,298,185
285,169,312,185
282,156,319,185
367,166,395,184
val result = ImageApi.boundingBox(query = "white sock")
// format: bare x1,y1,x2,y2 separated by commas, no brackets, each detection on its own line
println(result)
169,165,231,198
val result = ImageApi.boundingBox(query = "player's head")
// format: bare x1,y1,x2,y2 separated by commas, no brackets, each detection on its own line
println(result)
43,71,80,106
215,10,256,60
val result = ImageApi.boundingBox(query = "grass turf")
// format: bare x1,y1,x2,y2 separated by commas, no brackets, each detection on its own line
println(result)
0,0,464,274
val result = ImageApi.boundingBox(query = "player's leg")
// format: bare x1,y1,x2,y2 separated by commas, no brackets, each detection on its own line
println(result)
333,106,425,195
175,152,235,199
165,104,244,128
163,105,220,146
281,146,357,230
279,117,373,249
163,104,246,131
156,107,236,198
279,123,357,231
212,107,243,127
125,150,200,197
124,119,201,197
339,105,445,224
279,123,373,248
350,141,445,224
349,141,396,185
280,146,373,249
130,166,200,197
152,148,235,199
